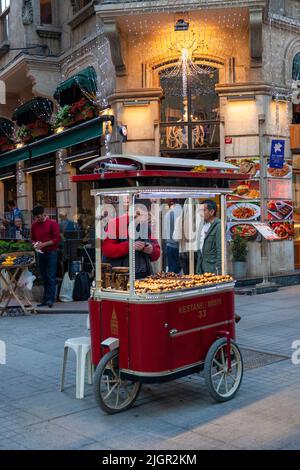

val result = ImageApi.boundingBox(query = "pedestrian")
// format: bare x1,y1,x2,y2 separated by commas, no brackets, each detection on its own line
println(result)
196,199,241,323
5,200,23,239
31,205,60,308
59,212,77,237
173,199,202,274
196,199,221,275
163,200,182,274
14,217,30,240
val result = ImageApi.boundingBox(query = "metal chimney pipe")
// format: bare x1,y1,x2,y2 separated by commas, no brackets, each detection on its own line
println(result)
100,162,137,172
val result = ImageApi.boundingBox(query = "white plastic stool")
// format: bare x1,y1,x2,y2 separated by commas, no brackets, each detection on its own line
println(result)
61,337,93,399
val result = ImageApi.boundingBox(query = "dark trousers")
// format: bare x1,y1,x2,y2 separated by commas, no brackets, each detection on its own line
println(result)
38,251,58,304
167,245,181,274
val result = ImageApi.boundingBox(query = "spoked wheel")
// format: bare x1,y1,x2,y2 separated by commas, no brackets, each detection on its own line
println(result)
204,338,243,402
93,349,141,414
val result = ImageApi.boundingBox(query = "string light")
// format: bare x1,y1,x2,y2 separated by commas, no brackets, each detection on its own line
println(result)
57,149,65,190
17,162,24,195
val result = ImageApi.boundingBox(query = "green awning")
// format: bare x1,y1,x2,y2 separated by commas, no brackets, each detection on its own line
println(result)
0,146,30,169
12,97,54,126
54,66,97,105
30,116,103,158
0,116,105,169
0,118,14,139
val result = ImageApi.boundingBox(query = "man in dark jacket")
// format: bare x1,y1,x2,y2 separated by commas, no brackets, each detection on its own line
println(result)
196,199,222,275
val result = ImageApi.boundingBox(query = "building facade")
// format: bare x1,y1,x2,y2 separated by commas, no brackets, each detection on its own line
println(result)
0,0,299,277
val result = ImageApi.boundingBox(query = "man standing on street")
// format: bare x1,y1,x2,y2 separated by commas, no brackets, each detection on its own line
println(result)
31,205,60,308
196,199,222,275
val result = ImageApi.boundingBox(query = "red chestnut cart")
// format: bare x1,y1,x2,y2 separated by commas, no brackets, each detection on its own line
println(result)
73,155,245,414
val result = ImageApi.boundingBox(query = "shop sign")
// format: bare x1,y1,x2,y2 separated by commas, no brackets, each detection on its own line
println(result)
270,140,285,169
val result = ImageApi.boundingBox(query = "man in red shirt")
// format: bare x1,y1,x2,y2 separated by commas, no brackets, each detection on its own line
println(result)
31,205,60,308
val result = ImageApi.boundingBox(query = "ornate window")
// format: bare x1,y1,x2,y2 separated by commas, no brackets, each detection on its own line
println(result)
71,0,91,14
159,65,220,154
292,53,300,124
40,0,52,25
293,53,300,81
0,0,10,42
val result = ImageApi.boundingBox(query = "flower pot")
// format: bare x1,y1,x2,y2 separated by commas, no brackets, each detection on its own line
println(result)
83,109,95,119
22,135,32,144
62,118,75,127
74,113,84,123
232,261,247,279
32,128,49,138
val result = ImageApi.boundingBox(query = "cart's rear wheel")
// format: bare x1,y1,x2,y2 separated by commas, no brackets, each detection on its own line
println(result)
204,338,243,402
93,349,141,414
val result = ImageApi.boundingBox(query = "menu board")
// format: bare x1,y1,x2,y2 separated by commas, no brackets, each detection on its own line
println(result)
266,161,292,179
226,158,260,177
252,223,280,241
226,155,294,242
269,221,294,240
227,201,261,222
267,200,293,221
227,222,261,242
227,180,260,201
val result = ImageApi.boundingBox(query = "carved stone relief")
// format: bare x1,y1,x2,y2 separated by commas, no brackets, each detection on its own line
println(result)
22,0,34,25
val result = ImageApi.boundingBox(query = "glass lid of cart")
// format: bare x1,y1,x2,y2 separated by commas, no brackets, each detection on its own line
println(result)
74,155,249,300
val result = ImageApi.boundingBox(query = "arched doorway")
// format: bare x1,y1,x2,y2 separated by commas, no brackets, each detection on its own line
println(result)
159,59,220,157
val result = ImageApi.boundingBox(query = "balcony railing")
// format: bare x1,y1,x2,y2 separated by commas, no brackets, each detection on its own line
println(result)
160,120,220,152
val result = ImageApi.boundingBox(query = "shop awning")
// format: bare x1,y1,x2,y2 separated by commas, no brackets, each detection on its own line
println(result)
0,116,108,169
0,118,15,139
30,116,103,158
54,66,97,106
0,146,30,168
12,97,54,126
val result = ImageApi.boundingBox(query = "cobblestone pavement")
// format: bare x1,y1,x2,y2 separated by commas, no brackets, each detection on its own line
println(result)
0,286,300,450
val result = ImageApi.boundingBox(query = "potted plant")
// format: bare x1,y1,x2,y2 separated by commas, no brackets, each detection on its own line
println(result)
231,235,248,279
53,105,74,129
16,125,32,144
31,119,50,139
71,98,87,123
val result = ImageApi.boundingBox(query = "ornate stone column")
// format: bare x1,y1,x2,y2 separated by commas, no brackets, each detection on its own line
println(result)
55,150,77,219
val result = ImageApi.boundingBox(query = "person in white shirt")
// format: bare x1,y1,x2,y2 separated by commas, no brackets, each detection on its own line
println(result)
163,201,182,273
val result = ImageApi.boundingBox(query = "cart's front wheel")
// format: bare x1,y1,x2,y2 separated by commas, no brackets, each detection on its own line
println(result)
93,349,141,414
204,338,243,402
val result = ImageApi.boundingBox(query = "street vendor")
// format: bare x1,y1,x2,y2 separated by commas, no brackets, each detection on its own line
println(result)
102,200,160,279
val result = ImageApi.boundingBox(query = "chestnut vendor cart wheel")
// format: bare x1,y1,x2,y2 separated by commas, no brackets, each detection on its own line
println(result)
204,338,243,402
93,349,142,414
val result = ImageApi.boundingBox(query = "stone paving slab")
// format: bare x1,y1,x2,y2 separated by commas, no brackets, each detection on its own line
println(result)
1,287,300,449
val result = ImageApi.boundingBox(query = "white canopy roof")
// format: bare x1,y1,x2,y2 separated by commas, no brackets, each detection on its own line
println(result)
80,154,238,171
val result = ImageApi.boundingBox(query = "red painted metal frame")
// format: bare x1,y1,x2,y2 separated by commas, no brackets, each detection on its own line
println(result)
72,170,249,183
89,289,235,381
